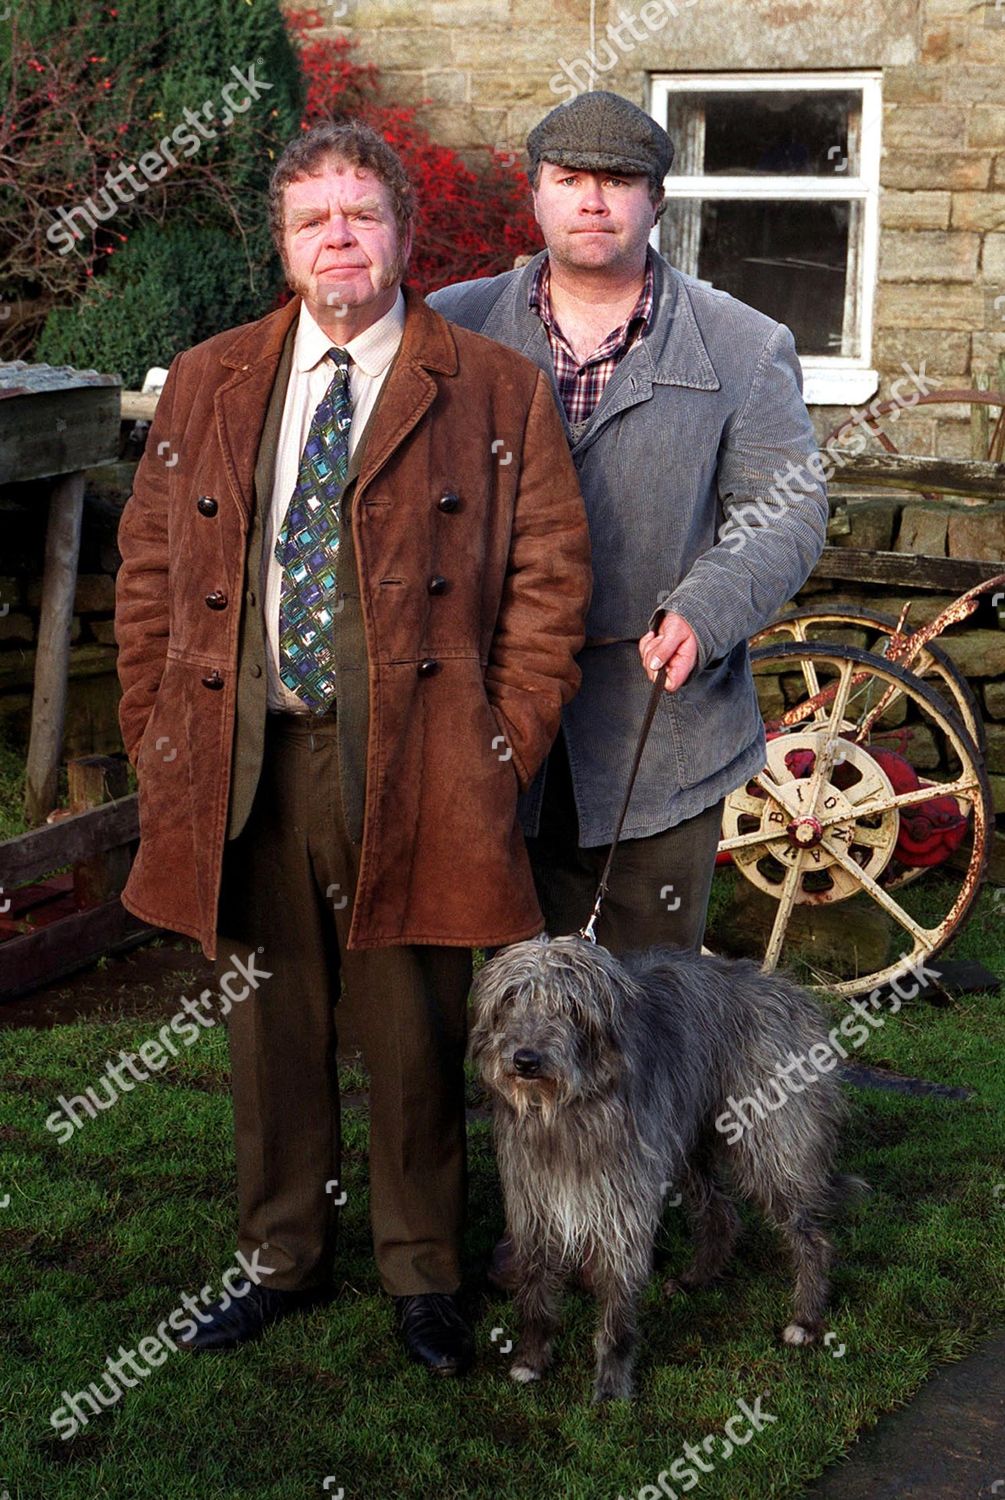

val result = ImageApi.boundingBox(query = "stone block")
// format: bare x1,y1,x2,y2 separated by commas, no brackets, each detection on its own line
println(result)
881,190,952,230
881,64,947,104
876,282,984,330
947,508,1005,561
0,577,23,611
856,593,959,628
878,230,980,283
984,681,1005,718
883,152,991,192
986,827,1005,885
932,417,984,459
752,669,785,721
424,68,470,104
884,105,967,150
968,105,1005,148
950,66,1005,105
75,574,117,614
937,629,1005,677
896,505,949,556
985,723,1005,773
873,329,970,378
830,500,898,552
26,572,116,614
989,773,1005,814
90,619,118,645
361,27,455,70
0,611,34,643
950,193,1005,232
982,235,1005,279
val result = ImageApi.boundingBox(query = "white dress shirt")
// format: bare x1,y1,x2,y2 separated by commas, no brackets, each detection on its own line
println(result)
262,290,406,713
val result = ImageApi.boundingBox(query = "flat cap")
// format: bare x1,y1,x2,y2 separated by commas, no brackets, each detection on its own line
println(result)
527,90,674,184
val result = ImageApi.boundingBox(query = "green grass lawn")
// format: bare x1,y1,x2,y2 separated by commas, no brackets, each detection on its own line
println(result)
1,887,1004,1500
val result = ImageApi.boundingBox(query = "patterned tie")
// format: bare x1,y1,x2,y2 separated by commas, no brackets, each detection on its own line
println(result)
275,346,352,712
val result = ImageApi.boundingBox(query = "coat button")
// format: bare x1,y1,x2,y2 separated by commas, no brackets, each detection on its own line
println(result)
437,490,460,513
427,575,448,595
417,658,440,677
205,591,228,610
201,670,224,690
249,664,262,678
197,496,218,516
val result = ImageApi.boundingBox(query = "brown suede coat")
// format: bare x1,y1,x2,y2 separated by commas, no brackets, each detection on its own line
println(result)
114,288,591,959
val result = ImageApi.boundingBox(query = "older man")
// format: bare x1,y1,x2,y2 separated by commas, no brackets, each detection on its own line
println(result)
115,121,590,1374
428,91,828,1290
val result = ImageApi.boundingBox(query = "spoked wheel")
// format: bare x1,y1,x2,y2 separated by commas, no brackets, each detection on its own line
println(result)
716,643,993,997
750,607,986,753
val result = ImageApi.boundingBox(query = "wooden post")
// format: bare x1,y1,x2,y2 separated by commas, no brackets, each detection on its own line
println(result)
23,470,85,826
972,371,990,461
68,756,130,907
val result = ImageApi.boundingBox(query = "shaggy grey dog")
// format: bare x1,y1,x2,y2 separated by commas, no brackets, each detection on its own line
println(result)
469,934,851,1403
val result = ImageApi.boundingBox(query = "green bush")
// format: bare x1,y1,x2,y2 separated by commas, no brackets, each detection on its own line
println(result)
3,0,303,379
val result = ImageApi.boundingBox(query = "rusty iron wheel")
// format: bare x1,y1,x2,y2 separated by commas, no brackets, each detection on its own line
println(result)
716,642,993,997
750,606,986,755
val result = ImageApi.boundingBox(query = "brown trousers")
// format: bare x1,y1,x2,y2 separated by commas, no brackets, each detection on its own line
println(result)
525,728,724,954
214,710,472,1297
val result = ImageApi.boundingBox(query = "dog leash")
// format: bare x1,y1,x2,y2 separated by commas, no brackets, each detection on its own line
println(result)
579,659,668,945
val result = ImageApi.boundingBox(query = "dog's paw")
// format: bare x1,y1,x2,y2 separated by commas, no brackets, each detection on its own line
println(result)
510,1362,543,1384
592,1380,635,1404
661,1275,690,1298
782,1321,817,1346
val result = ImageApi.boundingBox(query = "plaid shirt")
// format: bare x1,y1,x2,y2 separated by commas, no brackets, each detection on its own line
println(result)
528,254,655,426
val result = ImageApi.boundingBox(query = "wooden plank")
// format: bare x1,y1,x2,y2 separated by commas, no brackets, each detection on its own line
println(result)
0,643,117,695
0,795,138,892
812,547,1004,591
121,391,159,421
0,383,121,482
68,756,131,906
828,452,1005,500
24,471,85,825
0,898,156,1001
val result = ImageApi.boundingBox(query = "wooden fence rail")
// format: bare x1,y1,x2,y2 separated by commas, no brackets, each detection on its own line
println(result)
0,792,155,1000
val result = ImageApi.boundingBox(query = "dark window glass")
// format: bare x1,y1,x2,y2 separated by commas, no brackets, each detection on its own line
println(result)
695,199,851,356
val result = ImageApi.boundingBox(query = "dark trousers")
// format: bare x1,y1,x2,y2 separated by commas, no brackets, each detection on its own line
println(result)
214,710,472,1297
525,729,724,953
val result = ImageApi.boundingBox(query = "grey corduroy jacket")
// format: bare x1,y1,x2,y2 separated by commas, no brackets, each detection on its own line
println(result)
427,248,828,844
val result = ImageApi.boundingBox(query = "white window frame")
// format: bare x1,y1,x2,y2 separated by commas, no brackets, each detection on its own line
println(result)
649,71,883,406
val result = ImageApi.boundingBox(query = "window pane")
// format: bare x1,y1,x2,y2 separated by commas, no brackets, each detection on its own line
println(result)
693,199,852,357
666,89,859,177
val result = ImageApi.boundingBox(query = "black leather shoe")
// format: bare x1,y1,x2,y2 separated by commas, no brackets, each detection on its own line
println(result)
175,1281,329,1352
394,1292,475,1376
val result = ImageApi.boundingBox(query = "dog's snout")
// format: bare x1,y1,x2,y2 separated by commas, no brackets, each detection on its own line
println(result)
512,1048,542,1077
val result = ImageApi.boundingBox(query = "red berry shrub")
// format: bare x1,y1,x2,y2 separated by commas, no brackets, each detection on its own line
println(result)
287,9,542,293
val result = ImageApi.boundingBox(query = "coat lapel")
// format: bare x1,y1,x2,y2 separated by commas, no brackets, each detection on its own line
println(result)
214,297,301,521
355,285,459,496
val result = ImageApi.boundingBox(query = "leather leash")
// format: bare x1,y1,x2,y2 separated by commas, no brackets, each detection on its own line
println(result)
579,660,667,944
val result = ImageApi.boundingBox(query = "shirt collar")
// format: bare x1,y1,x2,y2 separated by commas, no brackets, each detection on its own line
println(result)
529,250,656,349
294,288,406,376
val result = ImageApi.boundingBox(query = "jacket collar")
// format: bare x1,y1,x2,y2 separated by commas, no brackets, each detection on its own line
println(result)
499,247,720,393
214,285,460,518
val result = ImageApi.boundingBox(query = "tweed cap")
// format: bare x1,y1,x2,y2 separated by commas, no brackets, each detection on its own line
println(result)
527,91,674,184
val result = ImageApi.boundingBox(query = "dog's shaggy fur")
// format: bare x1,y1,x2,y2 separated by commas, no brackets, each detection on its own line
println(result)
469,934,851,1402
